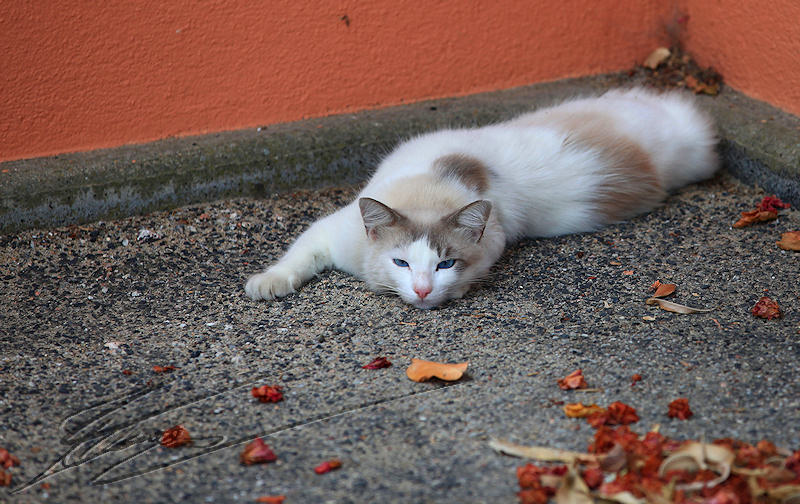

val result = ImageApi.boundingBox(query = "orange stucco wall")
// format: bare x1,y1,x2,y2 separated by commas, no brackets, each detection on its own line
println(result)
683,0,800,118
1,1,798,163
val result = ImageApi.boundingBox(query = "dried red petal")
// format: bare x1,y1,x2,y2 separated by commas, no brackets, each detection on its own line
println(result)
517,487,549,504
630,373,642,386
752,297,781,320
255,496,286,504
314,458,342,474
152,365,177,373
362,357,392,369
736,443,763,468
582,467,604,489
160,425,191,448
557,369,588,390
606,401,639,425
0,448,20,469
667,398,693,420
756,439,778,457
0,470,11,487
757,195,790,212
251,385,284,403
240,438,277,465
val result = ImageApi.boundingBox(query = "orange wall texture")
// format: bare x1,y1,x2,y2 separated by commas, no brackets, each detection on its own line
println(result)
1,1,798,163
683,0,800,117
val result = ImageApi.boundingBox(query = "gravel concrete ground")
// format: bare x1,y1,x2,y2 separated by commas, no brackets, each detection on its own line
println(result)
2,168,799,502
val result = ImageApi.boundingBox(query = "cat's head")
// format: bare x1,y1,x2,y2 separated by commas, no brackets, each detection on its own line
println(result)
358,197,499,309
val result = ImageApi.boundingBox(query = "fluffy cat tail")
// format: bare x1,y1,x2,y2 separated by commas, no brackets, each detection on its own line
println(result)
602,88,719,191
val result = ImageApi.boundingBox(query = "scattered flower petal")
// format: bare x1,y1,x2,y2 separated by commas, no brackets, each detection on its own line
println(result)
0,470,11,487
0,448,20,469
251,385,284,403
406,358,468,382
240,438,277,465
558,369,588,390
752,296,781,320
564,403,606,418
161,425,191,448
314,458,342,474
667,398,694,420
255,496,285,504
152,365,177,373
362,357,392,369
630,374,642,387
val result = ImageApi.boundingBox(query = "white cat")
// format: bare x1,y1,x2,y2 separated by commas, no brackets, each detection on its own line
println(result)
245,88,718,309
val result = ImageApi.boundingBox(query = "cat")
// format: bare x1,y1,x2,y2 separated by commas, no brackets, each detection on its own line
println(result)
245,88,718,309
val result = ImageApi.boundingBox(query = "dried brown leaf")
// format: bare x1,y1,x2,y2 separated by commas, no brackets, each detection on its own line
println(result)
777,231,800,251
646,297,712,314
653,283,676,298
489,438,598,464
643,47,671,70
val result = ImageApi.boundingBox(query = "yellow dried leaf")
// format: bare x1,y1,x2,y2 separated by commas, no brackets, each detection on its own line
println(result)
406,358,468,382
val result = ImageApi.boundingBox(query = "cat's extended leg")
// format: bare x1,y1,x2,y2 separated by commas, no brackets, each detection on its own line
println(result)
245,204,361,300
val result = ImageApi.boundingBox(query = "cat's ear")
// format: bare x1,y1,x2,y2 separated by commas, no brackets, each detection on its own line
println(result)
447,200,492,242
359,198,403,240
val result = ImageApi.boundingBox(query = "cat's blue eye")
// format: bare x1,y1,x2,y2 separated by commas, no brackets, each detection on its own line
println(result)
436,259,456,270
393,258,409,268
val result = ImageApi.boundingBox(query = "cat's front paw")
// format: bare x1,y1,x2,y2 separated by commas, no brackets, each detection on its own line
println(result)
245,268,301,300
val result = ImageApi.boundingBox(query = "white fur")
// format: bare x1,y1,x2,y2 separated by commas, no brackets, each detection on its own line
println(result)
245,88,718,307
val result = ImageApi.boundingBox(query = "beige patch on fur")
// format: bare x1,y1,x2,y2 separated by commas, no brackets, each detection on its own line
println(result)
524,111,665,222
433,154,490,193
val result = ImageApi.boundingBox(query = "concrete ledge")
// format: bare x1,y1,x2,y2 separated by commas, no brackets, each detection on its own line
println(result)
2,74,798,234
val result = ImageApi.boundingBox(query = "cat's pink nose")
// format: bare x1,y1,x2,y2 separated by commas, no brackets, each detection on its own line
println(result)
414,286,432,300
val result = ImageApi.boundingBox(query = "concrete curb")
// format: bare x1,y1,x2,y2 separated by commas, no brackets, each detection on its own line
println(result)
2,74,798,235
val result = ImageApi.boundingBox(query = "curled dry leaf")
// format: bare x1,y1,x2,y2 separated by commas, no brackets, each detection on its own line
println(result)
752,296,781,320
554,466,594,504
643,47,671,70
314,458,342,474
240,438,277,465
406,358,468,382
646,297,712,314
564,403,605,419
652,283,676,298
362,356,392,369
667,398,693,420
489,438,598,465
658,442,734,491
558,369,588,390
161,425,191,448
251,385,284,403
734,195,790,228
777,231,800,251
